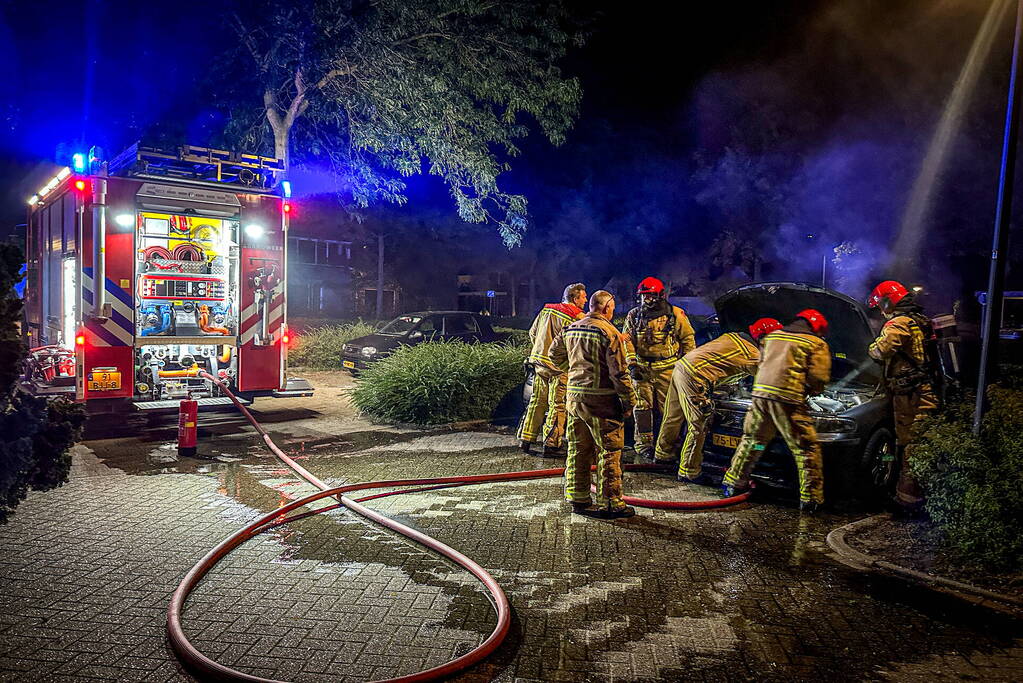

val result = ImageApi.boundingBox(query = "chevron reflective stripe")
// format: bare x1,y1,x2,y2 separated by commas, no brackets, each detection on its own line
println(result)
82,268,134,346
239,286,284,345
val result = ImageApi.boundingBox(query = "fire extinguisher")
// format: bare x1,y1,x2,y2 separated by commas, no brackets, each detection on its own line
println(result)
178,397,198,457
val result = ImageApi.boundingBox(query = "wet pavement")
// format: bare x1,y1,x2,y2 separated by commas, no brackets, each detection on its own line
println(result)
1,372,1022,681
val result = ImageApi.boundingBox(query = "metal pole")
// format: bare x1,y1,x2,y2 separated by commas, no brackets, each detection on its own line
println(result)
974,0,1023,435
822,253,827,288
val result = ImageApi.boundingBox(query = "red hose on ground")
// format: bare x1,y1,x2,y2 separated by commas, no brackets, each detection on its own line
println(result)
166,373,752,683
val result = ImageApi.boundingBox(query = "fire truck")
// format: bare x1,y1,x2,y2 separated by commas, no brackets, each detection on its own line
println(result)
22,143,313,410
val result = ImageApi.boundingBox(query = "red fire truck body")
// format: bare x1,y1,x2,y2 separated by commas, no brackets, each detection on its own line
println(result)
23,144,310,409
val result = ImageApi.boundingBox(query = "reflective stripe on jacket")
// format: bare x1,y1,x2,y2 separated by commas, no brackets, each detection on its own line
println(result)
550,314,637,407
679,333,760,386
622,305,696,369
527,302,584,369
752,331,831,404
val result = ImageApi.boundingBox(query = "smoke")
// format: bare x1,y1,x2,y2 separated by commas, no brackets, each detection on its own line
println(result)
681,0,1006,308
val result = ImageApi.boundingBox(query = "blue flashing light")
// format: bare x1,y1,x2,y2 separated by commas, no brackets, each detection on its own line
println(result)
72,153,86,173
281,180,292,198
486,290,496,298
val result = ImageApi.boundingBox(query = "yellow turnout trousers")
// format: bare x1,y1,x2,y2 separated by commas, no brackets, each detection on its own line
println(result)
654,370,713,477
516,372,568,447
633,366,673,448
893,385,939,506
564,400,626,511
723,397,824,504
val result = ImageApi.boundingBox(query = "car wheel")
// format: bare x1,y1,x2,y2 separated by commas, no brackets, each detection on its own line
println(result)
860,427,897,493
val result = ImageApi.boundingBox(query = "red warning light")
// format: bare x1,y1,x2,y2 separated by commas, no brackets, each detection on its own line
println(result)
283,202,292,214
282,330,291,345
73,179,87,192
75,333,86,346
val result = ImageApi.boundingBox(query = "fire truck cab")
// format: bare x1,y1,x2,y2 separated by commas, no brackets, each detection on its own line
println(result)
22,143,313,410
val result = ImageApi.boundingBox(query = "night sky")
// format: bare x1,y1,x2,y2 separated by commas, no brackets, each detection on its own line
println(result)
1,0,1017,308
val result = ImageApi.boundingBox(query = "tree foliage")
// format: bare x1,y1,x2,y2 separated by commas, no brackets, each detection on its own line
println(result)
0,244,86,523
216,0,585,244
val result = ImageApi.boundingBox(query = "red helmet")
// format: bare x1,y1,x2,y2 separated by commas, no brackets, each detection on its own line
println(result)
749,317,782,341
867,280,910,309
796,309,828,336
637,277,665,295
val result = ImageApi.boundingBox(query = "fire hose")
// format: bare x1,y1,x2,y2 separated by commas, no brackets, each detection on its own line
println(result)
167,373,753,682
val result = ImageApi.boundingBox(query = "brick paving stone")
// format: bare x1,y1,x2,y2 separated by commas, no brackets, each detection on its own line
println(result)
1,429,1022,681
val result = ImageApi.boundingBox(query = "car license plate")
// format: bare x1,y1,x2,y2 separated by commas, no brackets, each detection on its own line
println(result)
88,368,121,391
343,360,356,369
712,433,740,449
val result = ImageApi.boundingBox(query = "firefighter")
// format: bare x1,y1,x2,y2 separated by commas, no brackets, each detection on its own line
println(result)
867,280,940,513
516,283,587,456
549,290,639,518
622,277,696,459
722,309,831,513
654,318,783,484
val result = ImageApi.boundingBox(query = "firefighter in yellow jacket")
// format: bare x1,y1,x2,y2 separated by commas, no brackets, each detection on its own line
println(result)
550,290,639,518
655,318,782,484
723,309,831,513
516,283,587,456
867,280,940,513
622,277,696,459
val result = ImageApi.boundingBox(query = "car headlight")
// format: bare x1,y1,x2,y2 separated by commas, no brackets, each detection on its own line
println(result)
361,346,377,357
343,344,353,353
813,416,856,435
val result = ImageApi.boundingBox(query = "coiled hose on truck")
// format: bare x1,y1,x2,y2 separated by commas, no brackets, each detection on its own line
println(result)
167,373,753,682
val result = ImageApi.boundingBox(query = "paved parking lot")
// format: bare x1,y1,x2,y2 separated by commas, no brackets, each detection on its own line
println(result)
1,379,1022,681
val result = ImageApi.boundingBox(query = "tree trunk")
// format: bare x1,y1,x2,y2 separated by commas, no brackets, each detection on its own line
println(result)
273,126,290,173
376,232,385,320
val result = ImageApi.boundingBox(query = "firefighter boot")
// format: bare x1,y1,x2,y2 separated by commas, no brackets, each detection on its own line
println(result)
799,500,823,515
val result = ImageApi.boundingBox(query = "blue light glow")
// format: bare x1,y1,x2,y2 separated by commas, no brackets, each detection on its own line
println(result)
281,180,292,198
72,153,86,173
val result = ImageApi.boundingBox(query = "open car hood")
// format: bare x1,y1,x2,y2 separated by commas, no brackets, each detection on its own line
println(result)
714,282,881,388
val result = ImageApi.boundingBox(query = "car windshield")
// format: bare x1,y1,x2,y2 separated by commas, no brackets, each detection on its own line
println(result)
378,315,423,335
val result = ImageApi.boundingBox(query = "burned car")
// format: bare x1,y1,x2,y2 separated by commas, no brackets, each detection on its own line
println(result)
701,283,898,501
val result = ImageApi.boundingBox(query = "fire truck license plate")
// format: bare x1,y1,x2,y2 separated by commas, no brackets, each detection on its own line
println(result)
712,433,740,449
88,370,121,391
342,360,356,369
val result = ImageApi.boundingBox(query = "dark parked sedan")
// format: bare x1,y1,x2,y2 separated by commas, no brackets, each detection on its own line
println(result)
341,311,505,373
700,282,898,502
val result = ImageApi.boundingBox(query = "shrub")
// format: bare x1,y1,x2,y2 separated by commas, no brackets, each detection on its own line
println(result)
350,340,526,425
0,243,86,522
494,326,531,347
289,321,377,369
911,383,1023,571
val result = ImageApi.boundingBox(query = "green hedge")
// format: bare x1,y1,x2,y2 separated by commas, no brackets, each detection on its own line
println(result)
349,341,526,425
494,326,531,347
288,322,377,370
911,382,1023,571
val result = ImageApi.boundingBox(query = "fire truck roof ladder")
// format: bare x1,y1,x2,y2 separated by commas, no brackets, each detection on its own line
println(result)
107,143,285,192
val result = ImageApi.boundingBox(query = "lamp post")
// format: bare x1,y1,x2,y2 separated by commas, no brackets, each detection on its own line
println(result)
974,0,1023,435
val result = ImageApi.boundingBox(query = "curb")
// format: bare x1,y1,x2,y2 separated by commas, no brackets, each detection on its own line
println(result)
826,514,1023,618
